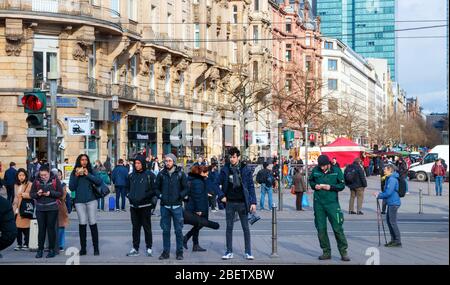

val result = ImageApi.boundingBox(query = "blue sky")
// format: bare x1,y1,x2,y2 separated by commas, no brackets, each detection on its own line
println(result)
397,0,448,114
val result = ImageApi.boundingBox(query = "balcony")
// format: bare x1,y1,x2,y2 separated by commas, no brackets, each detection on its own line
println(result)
147,31,187,54
192,48,217,65
33,76,63,92
106,83,138,101
149,89,156,103
249,45,266,55
0,0,122,33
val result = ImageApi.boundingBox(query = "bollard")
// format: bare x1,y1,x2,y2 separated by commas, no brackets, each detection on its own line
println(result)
427,172,431,196
419,188,423,214
270,203,279,258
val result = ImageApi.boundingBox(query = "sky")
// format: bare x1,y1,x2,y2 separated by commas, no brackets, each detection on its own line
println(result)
397,0,448,114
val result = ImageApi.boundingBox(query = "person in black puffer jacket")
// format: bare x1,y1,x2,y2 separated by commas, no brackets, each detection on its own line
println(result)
69,154,103,256
126,155,156,257
345,158,367,215
0,195,17,258
30,165,62,258
183,165,209,252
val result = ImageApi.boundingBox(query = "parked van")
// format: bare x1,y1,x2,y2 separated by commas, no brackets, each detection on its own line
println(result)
408,145,449,181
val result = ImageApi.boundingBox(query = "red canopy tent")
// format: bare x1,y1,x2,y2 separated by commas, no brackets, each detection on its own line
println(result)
321,138,366,167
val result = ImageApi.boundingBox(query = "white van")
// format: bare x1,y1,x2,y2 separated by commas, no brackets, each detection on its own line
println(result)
408,145,449,181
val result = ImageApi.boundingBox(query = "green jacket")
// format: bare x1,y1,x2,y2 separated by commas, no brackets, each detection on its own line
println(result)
308,165,345,204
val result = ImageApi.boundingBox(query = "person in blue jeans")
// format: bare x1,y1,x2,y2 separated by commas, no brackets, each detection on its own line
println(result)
112,159,129,211
155,153,188,260
432,159,446,196
256,162,273,210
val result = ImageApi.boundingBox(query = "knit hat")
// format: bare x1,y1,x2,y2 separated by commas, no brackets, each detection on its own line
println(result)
165,153,177,163
317,155,331,166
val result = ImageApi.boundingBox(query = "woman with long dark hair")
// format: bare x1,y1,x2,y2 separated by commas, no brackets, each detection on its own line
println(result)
12,168,33,251
69,154,103,255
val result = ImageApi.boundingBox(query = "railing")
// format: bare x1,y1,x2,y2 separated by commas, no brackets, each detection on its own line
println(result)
0,0,121,30
149,31,185,54
149,89,156,103
106,83,137,101
33,76,62,92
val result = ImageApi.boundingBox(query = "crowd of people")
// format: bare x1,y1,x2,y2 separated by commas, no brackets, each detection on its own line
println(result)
0,147,447,261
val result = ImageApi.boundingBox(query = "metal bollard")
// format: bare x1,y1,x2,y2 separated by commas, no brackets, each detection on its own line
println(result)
419,188,423,214
270,203,279,258
427,172,431,196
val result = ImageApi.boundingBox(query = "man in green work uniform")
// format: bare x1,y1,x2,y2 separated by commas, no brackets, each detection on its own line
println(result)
309,155,351,261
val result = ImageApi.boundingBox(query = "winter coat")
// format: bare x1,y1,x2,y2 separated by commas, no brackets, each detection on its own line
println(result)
377,171,401,206
217,163,257,214
111,165,129,187
186,173,209,215
345,162,368,190
256,168,273,187
0,196,17,251
308,165,345,205
396,159,408,179
155,166,189,207
4,167,17,186
12,182,32,228
432,164,446,177
293,172,307,193
69,170,102,204
127,170,156,208
205,170,220,195
58,186,70,228
30,174,63,212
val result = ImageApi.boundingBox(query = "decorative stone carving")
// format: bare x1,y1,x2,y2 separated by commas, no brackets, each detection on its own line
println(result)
72,26,95,61
5,19,24,56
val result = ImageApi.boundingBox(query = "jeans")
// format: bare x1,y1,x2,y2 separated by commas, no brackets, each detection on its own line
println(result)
208,194,217,210
58,227,65,249
97,198,105,210
225,202,251,255
130,206,153,250
115,186,127,210
386,205,401,244
435,176,443,195
36,210,58,251
17,228,30,247
75,200,98,225
260,184,273,210
160,206,184,253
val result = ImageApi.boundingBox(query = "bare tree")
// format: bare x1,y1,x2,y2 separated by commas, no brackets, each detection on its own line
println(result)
326,101,367,140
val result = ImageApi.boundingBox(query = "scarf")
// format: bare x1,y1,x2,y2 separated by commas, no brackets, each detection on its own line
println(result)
230,163,241,189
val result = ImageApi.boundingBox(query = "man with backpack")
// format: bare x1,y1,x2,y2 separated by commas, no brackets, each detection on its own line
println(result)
256,162,274,211
126,155,157,257
373,164,402,247
395,156,409,195
344,158,367,215
112,159,129,212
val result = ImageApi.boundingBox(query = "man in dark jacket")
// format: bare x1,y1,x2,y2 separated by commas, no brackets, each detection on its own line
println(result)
396,156,409,194
4,162,17,204
217,147,257,260
126,155,156,257
112,159,129,211
155,153,188,260
309,155,350,262
0,195,17,258
345,158,368,215
255,162,273,210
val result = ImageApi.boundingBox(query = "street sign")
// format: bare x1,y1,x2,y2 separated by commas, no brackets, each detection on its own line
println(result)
67,117,91,136
253,132,269,145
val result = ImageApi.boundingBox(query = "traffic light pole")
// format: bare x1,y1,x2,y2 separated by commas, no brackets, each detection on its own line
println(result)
48,73,58,170
304,124,309,192
277,120,283,211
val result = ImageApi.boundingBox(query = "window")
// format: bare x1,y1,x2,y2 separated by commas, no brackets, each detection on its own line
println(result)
253,61,258,81
130,55,137,86
194,24,200,48
285,44,292,62
165,66,171,94
325,41,333,49
232,5,238,24
111,60,118,84
375,32,383,39
33,35,58,84
367,41,375,46
111,0,119,17
88,43,96,78
286,18,292,33
305,34,311,46
149,64,155,90
328,98,338,112
206,26,210,50
128,0,137,21
285,74,292,92
232,41,238,63
253,25,259,44
151,5,157,32
328,79,338,91
181,19,186,41
254,0,259,11
179,71,185,96
328,59,337,71
167,13,172,38
305,56,311,71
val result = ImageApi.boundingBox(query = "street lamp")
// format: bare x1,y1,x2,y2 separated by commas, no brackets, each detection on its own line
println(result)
400,124,404,147
304,124,309,192
277,119,283,211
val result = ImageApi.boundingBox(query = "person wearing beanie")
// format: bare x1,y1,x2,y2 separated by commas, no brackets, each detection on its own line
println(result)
126,155,157,257
155,153,188,260
308,154,350,262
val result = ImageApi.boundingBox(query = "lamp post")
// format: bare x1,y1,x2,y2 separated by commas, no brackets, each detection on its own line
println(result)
400,124,404,147
277,119,283,211
304,124,309,191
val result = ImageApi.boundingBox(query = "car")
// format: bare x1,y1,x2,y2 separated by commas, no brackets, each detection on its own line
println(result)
72,124,85,134
408,145,449,182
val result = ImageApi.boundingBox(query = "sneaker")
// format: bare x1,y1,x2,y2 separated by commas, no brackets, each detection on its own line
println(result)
357,211,364,215
349,211,357,215
116,209,120,212
176,252,184,260
126,248,140,257
211,209,218,213
159,251,170,260
222,252,234,260
183,236,188,250
21,245,29,251
46,250,56,258
59,247,64,253
244,253,254,260
192,245,207,252
341,255,351,262
146,248,152,257
35,250,43,259
14,245,22,251
381,211,386,215
121,209,126,212
385,242,402,248
318,254,332,260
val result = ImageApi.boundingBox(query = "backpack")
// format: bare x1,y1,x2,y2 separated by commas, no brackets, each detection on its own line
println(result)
396,177,407,198
344,165,357,185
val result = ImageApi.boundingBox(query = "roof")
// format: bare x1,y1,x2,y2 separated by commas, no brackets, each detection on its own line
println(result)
326,137,360,147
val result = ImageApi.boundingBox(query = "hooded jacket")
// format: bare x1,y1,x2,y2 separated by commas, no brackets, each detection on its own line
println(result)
155,166,189,207
30,173,63,211
0,196,17,251
185,173,209,214
377,171,401,206
127,156,156,208
112,165,130,187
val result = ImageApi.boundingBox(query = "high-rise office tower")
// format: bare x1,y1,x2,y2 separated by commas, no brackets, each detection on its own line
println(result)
315,0,396,80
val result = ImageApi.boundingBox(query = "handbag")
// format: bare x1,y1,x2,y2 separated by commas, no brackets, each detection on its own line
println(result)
19,198,35,219
290,186,296,195
302,193,309,208
93,183,110,199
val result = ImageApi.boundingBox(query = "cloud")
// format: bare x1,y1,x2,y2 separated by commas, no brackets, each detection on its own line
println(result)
408,90,448,114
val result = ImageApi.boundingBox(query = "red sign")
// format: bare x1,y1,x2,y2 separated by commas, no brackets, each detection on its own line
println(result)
309,133,315,141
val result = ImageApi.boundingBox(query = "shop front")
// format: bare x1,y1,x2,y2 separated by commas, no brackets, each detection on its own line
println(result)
162,118,186,158
191,122,208,159
128,116,157,159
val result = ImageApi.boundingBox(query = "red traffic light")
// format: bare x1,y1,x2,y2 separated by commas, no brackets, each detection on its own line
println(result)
22,91,46,113
309,133,315,141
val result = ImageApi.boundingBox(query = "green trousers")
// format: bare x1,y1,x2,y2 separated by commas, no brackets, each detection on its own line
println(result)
314,200,348,256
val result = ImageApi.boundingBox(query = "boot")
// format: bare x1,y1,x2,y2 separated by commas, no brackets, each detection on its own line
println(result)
46,249,56,258
192,244,207,252
79,224,87,256
90,224,100,256
183,235,189,250
318,253,331,260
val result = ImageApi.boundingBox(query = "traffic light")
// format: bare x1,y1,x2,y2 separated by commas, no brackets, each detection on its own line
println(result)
283,129,295,149
22,90,47,129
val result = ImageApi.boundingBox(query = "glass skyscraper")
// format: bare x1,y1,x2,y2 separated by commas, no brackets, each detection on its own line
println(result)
313,0,396,80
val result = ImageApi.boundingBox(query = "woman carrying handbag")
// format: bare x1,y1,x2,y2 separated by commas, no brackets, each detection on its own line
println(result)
12,168,33,251
292,167,307,211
